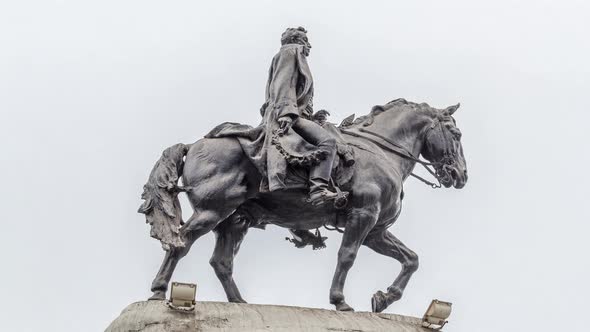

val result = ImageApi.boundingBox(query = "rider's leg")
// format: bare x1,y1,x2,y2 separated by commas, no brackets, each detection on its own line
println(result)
291,118,341,205
291,117,332,144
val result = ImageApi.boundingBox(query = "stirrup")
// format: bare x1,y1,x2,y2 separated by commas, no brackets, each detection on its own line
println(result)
307,188,339,206
333,191,349,209
330,177,349,209
307,188,349,209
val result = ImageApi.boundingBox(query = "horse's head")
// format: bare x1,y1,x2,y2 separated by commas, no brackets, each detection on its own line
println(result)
421,104,468,188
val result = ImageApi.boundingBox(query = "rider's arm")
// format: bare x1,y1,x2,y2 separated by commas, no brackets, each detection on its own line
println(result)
270,46,303,122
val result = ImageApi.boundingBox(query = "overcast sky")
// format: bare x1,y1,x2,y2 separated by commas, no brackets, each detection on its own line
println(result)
1,1,589,331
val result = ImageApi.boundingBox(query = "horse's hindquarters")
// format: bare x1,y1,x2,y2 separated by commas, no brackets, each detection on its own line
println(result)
181,138,259,231
183,138,260,204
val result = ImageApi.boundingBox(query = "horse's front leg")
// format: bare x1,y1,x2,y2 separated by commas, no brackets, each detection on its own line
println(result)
329,208,377,311
363,229,419,312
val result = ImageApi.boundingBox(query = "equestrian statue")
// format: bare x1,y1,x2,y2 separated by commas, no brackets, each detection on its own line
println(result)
138,27,468,313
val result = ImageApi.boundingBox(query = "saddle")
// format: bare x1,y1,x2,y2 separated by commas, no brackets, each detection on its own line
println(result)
205,110,356,200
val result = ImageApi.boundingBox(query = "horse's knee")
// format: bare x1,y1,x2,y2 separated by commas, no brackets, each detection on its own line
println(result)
403,251,419,272
210,258,232,281
338,247,358,270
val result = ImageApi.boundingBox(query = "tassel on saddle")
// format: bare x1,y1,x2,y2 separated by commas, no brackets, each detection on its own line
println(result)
285,228,328,250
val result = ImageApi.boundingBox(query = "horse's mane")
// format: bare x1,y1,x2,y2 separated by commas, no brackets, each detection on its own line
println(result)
347,98,439,128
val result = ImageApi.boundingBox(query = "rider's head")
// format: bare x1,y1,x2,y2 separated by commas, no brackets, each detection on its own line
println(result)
281,27,311,56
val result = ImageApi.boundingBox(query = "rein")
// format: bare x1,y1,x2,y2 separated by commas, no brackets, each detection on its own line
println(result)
340,127,443,189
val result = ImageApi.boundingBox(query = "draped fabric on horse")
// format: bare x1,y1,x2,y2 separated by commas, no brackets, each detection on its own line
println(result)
206,44,317,192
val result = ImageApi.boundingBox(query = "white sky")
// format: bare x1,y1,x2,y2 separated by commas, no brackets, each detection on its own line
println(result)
1,1,589,331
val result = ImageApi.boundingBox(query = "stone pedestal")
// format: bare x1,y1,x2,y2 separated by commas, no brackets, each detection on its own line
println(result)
106,300,431,332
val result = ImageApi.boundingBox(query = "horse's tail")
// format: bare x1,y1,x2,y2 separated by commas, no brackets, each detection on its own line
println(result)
138,143,191,251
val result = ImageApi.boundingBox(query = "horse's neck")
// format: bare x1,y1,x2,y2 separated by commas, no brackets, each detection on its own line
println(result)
365,110,431,178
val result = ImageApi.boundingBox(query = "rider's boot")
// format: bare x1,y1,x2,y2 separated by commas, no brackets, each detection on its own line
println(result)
307,138,346,206
308,178,339,206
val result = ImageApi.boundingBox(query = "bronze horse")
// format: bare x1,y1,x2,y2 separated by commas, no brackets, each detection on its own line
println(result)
140,99,468,313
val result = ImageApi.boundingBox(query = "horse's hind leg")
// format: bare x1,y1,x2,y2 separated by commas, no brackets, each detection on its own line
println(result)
149,206,238,299
363,229,419,313
209,212,249,303
149,137,256,300
149,213,200,300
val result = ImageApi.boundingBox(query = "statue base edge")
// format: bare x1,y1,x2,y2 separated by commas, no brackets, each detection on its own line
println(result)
105,300,431,332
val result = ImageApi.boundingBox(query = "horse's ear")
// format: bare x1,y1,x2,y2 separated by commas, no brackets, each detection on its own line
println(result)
444,103,460,115
339,113,355,128
371,105,385,114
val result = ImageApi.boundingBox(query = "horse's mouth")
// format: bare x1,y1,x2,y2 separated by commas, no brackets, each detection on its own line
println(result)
439,166,467,189
450,167,467,189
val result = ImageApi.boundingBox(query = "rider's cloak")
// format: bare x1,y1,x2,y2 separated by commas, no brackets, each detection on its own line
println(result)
206,44,317,192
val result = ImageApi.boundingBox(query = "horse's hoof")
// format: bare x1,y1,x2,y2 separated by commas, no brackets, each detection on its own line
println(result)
335,301,355,312
371,290,388,313
148,291,166,301
229,298,247,304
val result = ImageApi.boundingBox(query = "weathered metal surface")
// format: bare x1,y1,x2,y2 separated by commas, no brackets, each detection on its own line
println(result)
138,27,468,313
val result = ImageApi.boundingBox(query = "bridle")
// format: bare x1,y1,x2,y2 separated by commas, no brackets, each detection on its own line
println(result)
340,117,457,189
424,116,459,186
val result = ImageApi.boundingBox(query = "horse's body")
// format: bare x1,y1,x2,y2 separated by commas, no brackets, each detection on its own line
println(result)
145,99,467,312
